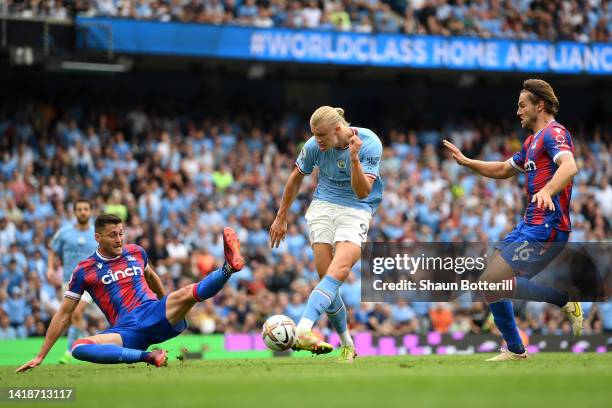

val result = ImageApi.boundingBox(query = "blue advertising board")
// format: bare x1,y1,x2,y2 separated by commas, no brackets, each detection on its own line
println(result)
76,17,612,75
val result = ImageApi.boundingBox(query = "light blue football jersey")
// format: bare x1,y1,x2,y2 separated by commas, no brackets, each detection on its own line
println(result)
296,127,383,213
50,224,98,282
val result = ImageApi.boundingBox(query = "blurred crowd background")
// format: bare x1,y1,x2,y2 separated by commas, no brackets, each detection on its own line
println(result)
2,0,610,42
0,100,610,340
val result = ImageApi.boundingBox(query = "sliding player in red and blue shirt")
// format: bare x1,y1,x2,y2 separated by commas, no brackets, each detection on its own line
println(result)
443,79,583,361
17,214,244,371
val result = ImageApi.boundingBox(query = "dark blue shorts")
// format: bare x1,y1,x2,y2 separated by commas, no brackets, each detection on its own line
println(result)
497,220,570,279
101,296,187,350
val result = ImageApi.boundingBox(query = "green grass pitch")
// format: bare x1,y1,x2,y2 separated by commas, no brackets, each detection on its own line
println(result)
2,353,610,408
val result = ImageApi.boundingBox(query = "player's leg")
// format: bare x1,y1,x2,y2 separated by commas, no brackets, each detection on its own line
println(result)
294,201,336,353
296,242,361,353
313,243,333,280
70,333,167,367
313,243,354,348
497,226,581,334
165,227,244,326
327,290,355,363
478,252,527,361
325,207,370,361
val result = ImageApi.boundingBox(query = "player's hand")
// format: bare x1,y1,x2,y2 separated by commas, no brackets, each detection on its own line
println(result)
531,190,555,211
443,140,471,166
46,270,60,287
269,217,287,248
349,135,362,161
16,356,43,373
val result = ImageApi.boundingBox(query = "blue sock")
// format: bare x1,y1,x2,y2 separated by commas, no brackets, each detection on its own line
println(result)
193,264,232,301
72,344,148,364
302,276,342,326
489,300,525,354
515,277,568,307
325,294,348,335
67,326,80,351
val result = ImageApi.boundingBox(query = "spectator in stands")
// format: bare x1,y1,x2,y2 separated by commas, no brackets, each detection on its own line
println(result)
597,301,612,333
429,302,453,333
0,313,17,339
4,286,27,338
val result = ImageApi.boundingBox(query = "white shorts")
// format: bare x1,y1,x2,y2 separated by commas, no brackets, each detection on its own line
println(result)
62,283,93,304
305,200,372,248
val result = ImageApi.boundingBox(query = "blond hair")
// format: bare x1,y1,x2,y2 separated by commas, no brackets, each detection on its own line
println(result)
522,79,559,116
310,106,349,129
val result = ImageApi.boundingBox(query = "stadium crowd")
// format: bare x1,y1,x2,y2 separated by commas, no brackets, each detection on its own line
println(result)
3,0,610,42
0,102,611,341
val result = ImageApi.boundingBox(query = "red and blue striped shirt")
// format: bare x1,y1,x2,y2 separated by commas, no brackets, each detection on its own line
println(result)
65,244,158,326
508,120,575,231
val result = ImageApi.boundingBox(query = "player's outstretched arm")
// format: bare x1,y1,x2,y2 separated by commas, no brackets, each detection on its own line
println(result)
270,166,305,248
16,297,79,372
443,140,517,179
531,154,578,211
144,264,166,299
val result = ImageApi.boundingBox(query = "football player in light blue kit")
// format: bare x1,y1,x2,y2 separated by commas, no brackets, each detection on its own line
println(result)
270,106,383,363
48,198,98,364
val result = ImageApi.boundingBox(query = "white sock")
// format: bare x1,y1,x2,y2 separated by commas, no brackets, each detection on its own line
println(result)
339,330,354,347
296,318,314,334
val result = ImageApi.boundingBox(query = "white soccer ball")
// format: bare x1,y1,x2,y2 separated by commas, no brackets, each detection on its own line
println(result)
262,315,297,352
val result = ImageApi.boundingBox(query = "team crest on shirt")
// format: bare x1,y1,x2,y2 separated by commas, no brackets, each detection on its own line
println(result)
553,128,568,147
96,262,103,269
127,255,136,261
337,159,346,169
78,236,86,245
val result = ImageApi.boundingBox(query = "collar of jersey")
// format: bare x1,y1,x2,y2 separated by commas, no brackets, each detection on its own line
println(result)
95,248,123,261
533,118,556,139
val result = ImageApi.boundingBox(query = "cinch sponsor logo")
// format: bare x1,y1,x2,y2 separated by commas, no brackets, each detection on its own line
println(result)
101,266,143,285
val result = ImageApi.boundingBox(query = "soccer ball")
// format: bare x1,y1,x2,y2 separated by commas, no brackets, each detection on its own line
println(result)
262,315,297,352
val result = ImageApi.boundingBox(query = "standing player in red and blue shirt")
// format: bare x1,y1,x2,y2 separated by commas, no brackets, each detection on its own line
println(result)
443,79,583,361
17,214,244,371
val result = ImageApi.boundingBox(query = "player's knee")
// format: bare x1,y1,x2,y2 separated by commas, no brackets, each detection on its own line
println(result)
71,338,96,353
480,268,515,303
327,265,350,281
72,311,83,324
479,270,493,283
479,267,508,284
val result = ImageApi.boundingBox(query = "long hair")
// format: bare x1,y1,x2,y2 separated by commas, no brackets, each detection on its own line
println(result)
310,106,349,129
522,79,559,116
